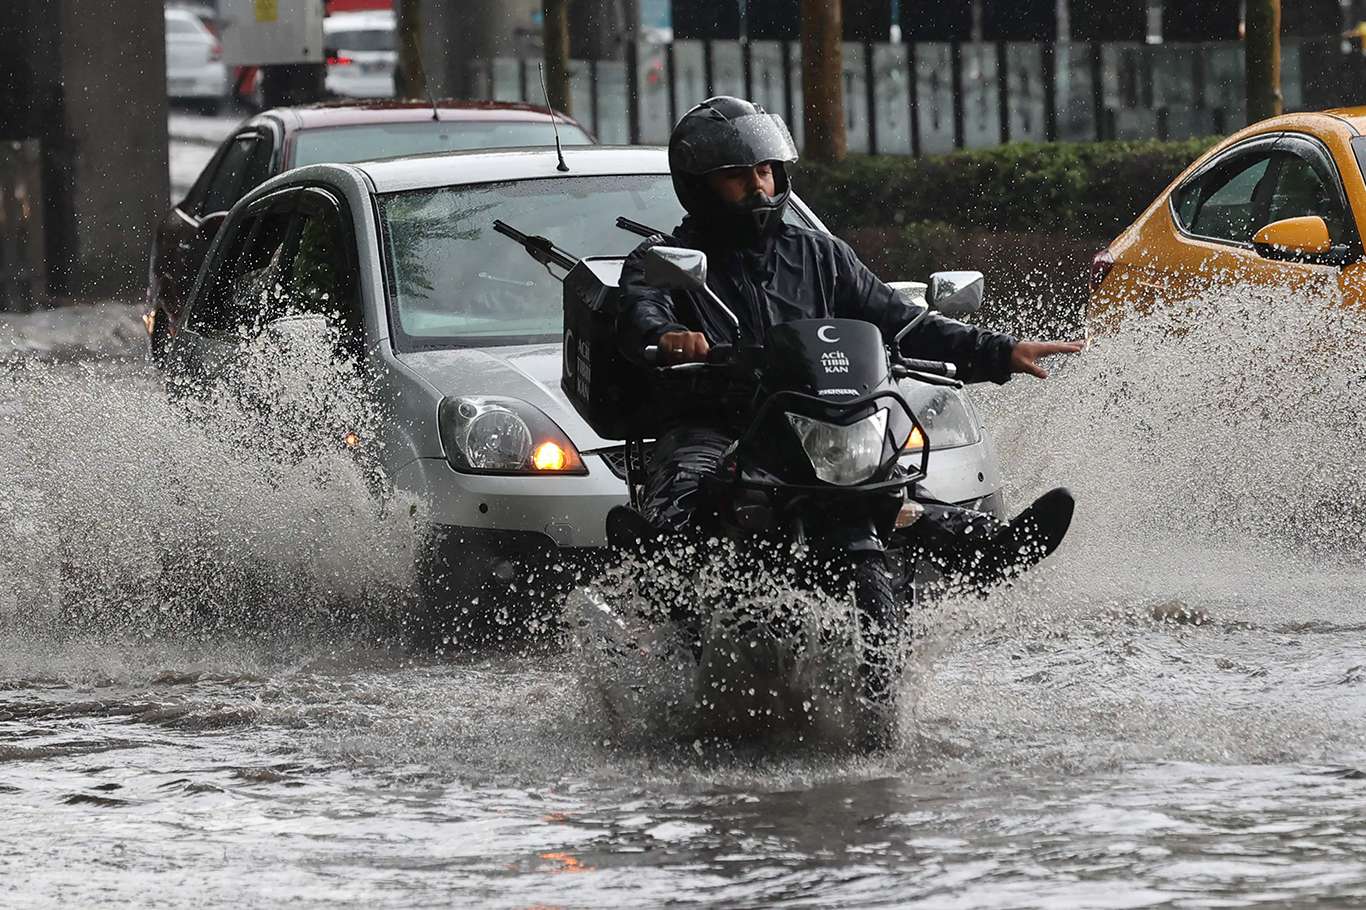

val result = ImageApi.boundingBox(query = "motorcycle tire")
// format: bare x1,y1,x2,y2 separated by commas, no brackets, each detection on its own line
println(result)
852,551,902,751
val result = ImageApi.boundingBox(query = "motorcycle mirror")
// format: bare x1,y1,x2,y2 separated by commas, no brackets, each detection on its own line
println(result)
642,246,709,291
927,271,985,318
886,280,928,307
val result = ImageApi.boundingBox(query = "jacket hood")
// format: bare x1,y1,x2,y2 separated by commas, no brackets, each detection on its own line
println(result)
394,343,614,452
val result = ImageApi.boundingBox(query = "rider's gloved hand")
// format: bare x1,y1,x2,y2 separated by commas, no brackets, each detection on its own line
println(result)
659,330,710,365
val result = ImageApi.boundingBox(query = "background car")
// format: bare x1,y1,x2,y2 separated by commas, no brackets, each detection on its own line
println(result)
163,147,1005,619
1089,107,1366,328
324,10,397,98
147,99,594,361
164,6,228,111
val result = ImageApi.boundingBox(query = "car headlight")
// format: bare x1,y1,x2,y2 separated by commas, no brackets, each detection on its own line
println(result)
438,396,586,475
786,408,888,486
899,383,981,451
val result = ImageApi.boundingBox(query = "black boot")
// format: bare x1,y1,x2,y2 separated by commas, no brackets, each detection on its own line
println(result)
964,487,1075,590
902,488,1075,593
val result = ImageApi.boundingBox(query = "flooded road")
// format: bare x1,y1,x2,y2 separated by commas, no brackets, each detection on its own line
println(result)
4,293,1366,908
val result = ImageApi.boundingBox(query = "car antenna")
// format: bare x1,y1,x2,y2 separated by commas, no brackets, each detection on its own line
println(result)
537,63,570,172
411,32,440,121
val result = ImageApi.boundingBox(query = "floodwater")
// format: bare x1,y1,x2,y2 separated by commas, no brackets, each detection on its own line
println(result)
4,288,1366,909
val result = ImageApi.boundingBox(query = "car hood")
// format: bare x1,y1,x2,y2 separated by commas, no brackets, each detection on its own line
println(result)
395,343,614,451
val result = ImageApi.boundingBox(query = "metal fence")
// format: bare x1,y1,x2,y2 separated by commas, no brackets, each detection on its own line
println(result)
471,37,1337,152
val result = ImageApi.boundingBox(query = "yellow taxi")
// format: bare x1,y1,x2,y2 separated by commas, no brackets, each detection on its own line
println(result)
1088,107,1366,326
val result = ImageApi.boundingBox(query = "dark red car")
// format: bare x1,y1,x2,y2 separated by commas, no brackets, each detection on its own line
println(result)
146,99,593,360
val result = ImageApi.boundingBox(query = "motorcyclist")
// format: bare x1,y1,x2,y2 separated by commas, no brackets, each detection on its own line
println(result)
616,96,1081,585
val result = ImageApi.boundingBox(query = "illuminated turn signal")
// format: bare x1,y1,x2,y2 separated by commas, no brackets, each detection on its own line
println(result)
903,426,926,451
532,441,569,471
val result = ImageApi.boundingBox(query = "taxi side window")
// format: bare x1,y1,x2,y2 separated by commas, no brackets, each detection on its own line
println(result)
1266,153,1347,242
1186,156,1273,244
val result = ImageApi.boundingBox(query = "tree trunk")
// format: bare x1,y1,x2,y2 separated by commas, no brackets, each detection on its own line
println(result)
1246,0,1282,123
800,0,845,162
542,0,572,115
395,0,428,99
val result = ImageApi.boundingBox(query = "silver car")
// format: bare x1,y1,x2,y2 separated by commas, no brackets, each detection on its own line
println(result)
165,147,1004,605
324,10,397,99
165,7,229,107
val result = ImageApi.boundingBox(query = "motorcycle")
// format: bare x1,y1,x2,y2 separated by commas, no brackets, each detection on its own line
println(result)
581,246,995,749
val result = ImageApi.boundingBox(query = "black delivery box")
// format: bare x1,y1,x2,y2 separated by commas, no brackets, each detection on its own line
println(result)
562,256,659,440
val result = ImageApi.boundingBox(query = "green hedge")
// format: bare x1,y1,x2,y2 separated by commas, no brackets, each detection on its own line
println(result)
792,137,1219,240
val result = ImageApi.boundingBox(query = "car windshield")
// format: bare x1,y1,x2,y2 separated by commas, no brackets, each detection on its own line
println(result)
379,174,685,348
326,28,394,52
291,121,594,167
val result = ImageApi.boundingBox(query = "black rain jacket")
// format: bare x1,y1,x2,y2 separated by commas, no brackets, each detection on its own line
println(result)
617,217,1018,386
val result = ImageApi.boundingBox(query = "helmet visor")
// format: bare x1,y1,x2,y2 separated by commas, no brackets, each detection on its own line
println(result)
675,113,799,174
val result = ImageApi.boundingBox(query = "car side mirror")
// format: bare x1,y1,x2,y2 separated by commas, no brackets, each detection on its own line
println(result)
927,271,985,318
1252,215,1335,263
642,245,709,291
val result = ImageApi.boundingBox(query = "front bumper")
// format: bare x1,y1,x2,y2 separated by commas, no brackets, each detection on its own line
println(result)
167,65,229,98
905,438,1006,517
392,434,1007,556
391,454,629,549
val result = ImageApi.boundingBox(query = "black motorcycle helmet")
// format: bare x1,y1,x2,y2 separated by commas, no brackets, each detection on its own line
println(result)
668,96,799,247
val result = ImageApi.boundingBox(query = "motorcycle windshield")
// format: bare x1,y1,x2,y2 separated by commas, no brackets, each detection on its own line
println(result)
763,319,887,401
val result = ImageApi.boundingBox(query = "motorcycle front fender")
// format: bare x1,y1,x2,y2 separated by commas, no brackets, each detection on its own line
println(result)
822,517,884,554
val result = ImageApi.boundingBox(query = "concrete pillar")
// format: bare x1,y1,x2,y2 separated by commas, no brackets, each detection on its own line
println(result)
0,0,168,302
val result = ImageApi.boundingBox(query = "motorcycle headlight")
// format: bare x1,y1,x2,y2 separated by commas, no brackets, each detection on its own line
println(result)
438,396,586,475
786,408,888,486
899,383,981,451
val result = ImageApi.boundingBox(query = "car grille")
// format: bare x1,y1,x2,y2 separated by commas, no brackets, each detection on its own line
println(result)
592,444,653,480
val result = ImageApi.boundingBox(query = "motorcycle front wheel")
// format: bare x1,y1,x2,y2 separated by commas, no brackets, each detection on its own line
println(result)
851,550,903,750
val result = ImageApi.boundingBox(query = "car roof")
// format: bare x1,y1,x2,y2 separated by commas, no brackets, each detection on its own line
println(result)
1230,108,1366,141
1322,106,1366,134
164,6,208,23
351,146,670,193
267,99,587,132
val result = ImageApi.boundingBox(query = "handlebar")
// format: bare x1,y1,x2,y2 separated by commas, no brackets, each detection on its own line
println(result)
644,344,960,387
643,344,728,372
899,358,957,378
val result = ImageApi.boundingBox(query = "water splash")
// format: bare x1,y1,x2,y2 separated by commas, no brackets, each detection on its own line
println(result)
566,538,909,751
908,281,1366,769
0,340,420,647
979,282,1366,612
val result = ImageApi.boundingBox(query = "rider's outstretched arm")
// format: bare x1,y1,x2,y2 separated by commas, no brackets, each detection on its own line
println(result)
829,237,1017,384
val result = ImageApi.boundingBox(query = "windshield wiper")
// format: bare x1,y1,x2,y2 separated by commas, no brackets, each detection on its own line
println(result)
492,219,580,276
614,216,675,240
